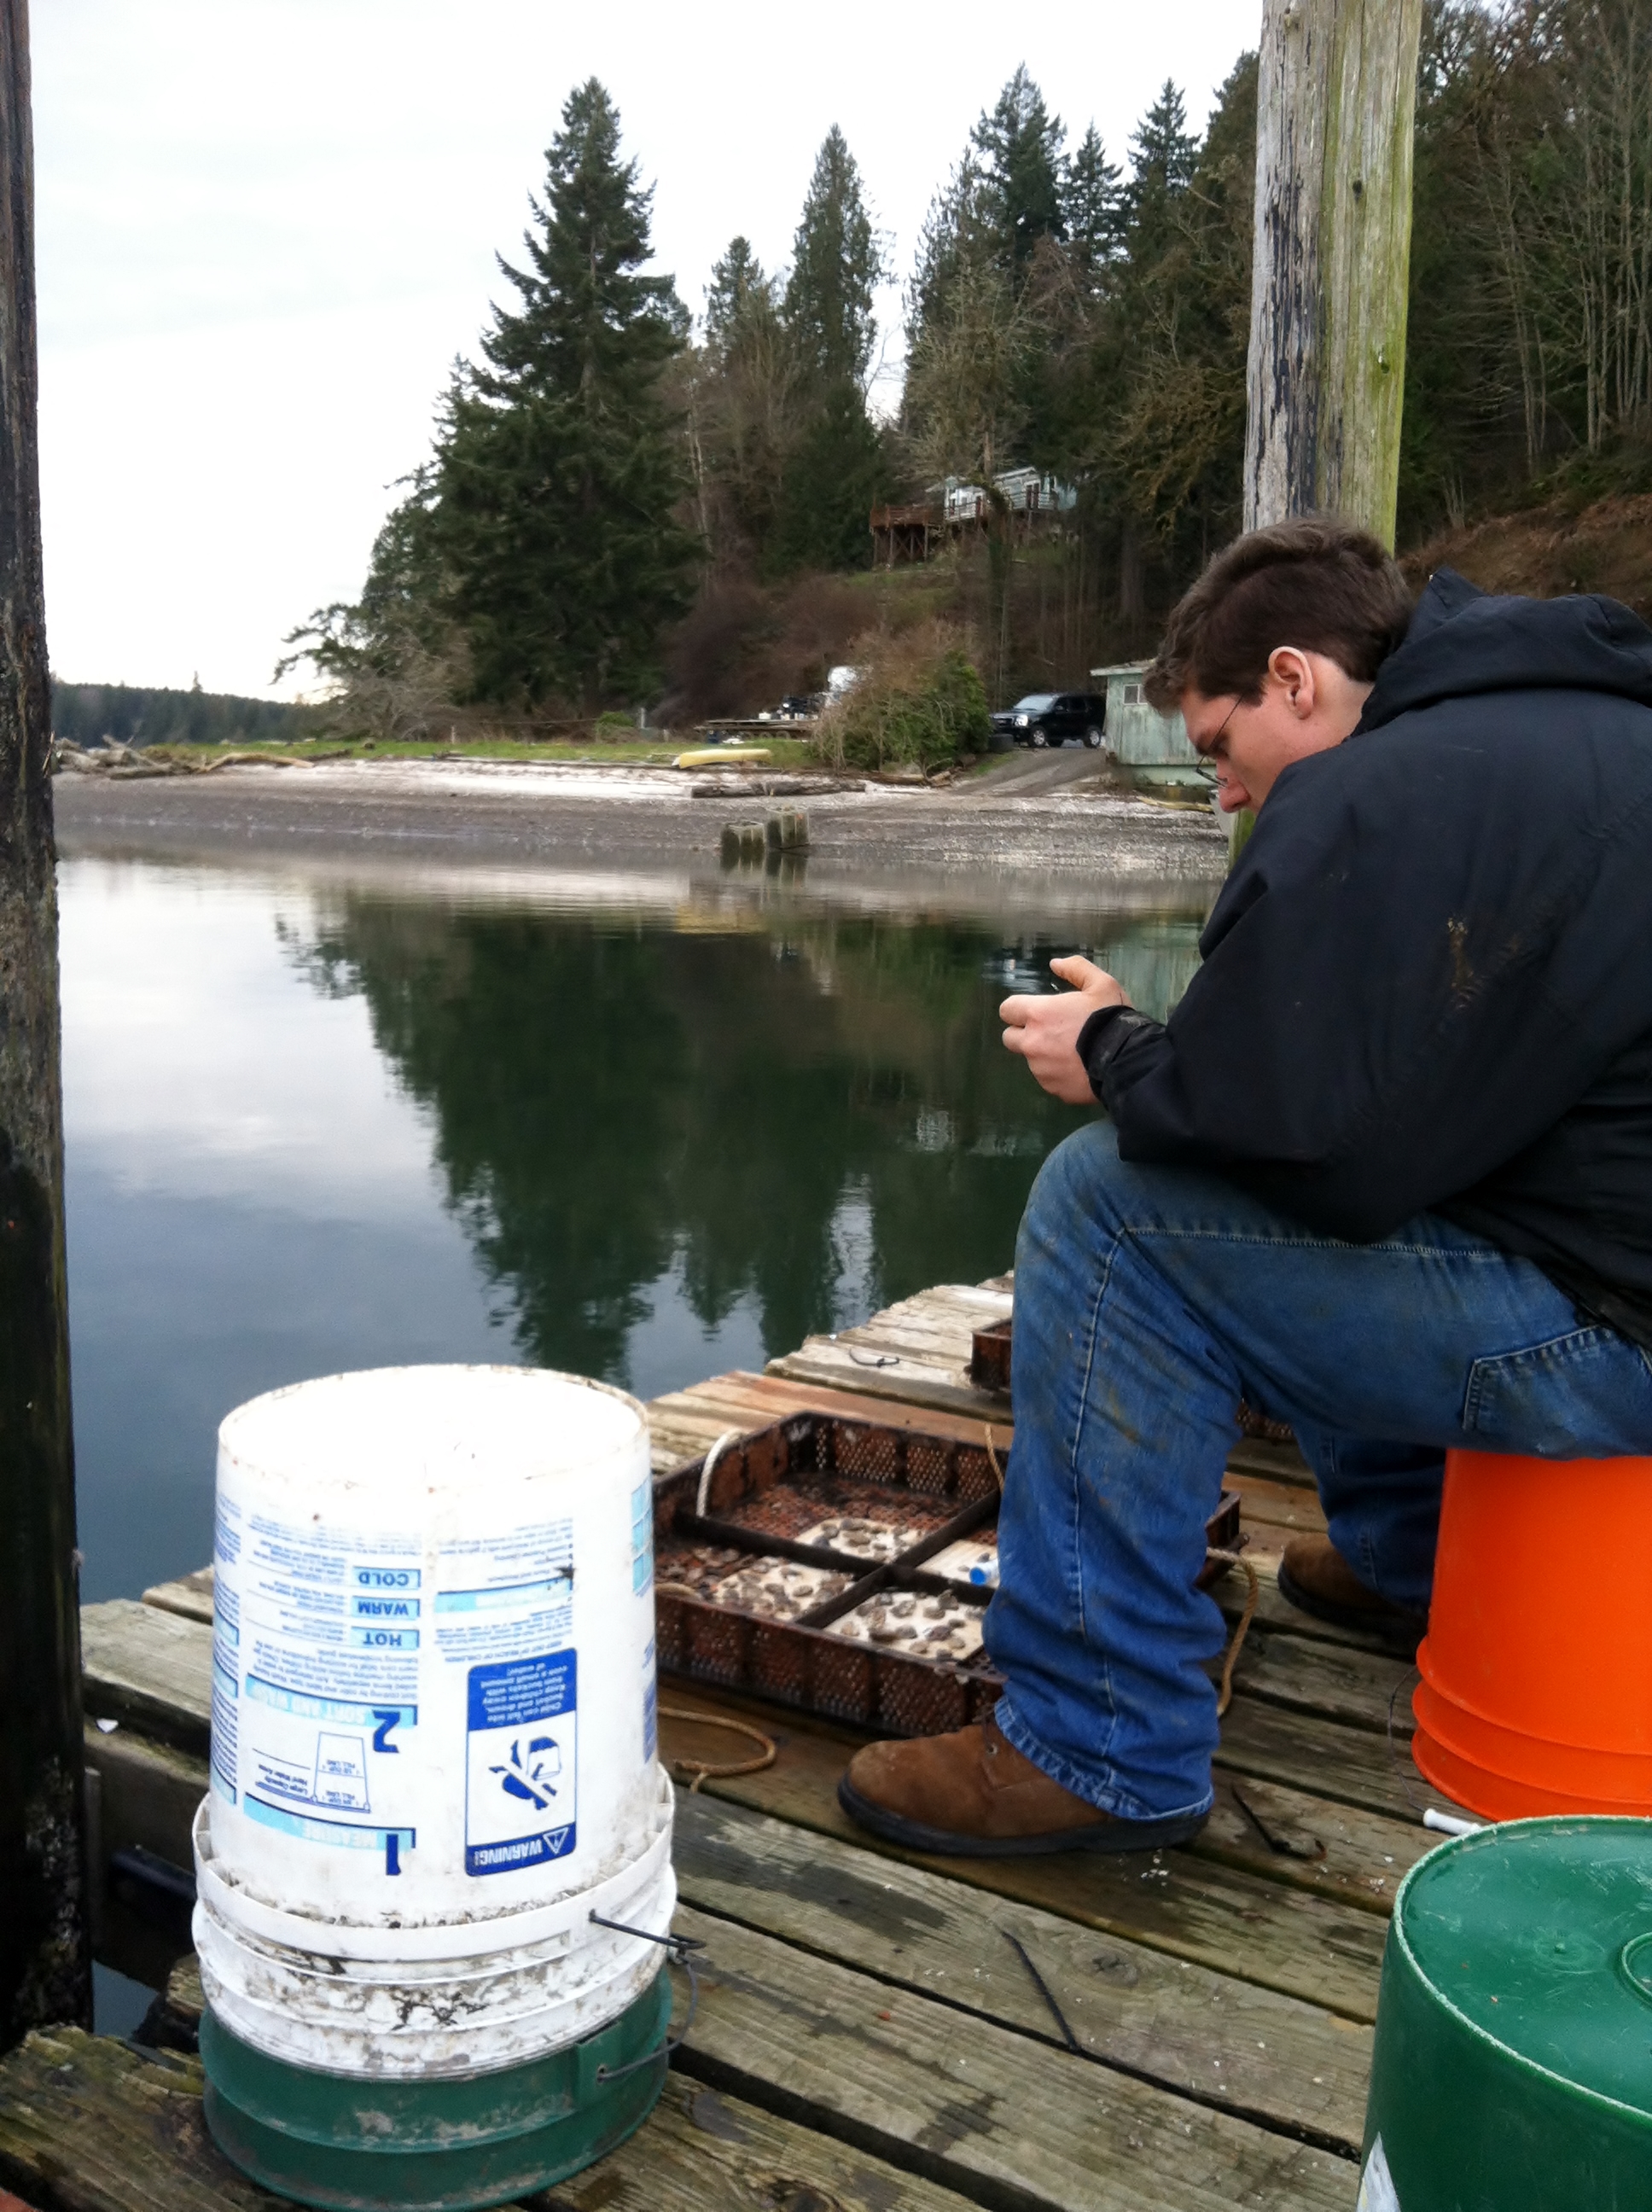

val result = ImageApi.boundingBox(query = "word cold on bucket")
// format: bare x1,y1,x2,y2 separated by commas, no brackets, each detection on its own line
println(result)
193,1365,674,2209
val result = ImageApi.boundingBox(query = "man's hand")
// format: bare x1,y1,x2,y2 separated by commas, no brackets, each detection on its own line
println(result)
1000,956,1130,1104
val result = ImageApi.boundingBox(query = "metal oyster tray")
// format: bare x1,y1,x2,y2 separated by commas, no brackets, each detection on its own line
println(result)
652,1410,1242,1738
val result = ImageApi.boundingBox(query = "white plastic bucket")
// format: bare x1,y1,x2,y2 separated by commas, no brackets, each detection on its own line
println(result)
193,1365,672,2079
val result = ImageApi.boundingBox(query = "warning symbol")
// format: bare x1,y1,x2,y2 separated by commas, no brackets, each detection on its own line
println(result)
465,1652,577,1875
491,1733,562,1808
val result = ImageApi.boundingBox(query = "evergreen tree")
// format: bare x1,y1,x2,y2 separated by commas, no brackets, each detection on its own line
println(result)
971,66,1067,279
770,384,892,572
1120,81,1199,248
904,74,1073,474
705,236,773,357
1107,55,1257,558
765,126,888,571
782,126,885,390
431,80,698,711
1063,125,1125,296
692,236,794,560
906,151,998,344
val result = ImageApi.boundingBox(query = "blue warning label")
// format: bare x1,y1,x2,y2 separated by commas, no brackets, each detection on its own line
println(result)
464,1651,577,1875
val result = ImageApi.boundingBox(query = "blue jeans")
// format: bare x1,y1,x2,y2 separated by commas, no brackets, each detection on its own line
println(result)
986,1121,1652,1823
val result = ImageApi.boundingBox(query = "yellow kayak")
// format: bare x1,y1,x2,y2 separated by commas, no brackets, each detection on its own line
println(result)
673,747,772,768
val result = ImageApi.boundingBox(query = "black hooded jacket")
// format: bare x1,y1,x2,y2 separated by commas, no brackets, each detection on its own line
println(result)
1080,568,1652,1349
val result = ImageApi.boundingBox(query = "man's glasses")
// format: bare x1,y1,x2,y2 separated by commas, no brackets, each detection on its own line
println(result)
1190,695,1242,783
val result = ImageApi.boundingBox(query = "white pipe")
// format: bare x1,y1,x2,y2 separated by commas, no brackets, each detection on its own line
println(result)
1423,1807,1483,1837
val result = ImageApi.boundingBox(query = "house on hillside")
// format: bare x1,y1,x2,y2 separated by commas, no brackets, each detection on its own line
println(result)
870,468,1077,567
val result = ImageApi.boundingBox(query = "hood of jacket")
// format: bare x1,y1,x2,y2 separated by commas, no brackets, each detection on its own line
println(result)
1358,568,1652,733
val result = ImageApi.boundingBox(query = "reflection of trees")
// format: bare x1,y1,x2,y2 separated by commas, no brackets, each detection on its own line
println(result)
299,898,1200,1389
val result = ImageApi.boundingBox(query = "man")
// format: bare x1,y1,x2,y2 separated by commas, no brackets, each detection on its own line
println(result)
838,516,1652,1856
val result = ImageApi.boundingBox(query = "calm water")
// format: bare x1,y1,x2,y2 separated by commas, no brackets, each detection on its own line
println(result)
60,852,1207,1606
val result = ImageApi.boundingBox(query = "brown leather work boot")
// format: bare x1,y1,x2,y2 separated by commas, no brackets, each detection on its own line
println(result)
1277,1534,1428,1649
837,1717,1207,1857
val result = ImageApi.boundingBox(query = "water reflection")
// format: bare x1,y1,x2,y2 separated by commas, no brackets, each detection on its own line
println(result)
59,853,1207,1601
297,894,1090,1379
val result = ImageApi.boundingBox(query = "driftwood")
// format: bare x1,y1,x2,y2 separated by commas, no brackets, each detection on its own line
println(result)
54,741,320,776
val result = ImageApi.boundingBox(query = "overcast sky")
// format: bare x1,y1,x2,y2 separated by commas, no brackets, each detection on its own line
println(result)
33,0,1255,698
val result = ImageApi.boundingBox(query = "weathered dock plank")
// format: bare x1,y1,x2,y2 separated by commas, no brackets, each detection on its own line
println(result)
672,1904,1357,2209
84,1722,206,1860
1214,1698,1440,1827
538,2075,991,2212
1213,1554,1400,1658
82,1602,212,1753
0,2029,270,2211
139,1569,213,1626
765,1340,1002,1423
652,1369,1013,1449
658,1703,1388,2022
1224,1474,1329,1540
673,1789,1370,2154
1199,1773,1429,1913
0,2030,979,2212
1221,1622,1415,1738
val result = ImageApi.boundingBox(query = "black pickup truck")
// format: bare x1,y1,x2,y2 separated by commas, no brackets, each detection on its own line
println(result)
990,691,1108,748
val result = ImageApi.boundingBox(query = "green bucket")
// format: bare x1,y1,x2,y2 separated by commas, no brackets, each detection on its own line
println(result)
1363,1818,1652,2210
200,1966,670,2211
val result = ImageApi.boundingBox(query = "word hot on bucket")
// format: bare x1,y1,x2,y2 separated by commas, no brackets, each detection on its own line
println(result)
191,1365,675,2212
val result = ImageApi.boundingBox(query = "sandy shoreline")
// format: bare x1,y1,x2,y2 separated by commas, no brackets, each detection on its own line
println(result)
53,754,1229,894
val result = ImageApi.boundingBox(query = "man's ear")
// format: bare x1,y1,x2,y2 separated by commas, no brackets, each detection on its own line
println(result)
1265,645,1317,720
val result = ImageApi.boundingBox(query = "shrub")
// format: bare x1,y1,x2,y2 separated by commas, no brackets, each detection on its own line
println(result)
593,709,637,737
816,625,990,773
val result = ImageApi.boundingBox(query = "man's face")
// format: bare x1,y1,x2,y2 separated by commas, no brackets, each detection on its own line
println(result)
1182,648,1373,813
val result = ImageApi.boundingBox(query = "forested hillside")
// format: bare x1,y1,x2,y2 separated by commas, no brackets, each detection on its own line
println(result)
52,680,310,749
288,1,1652,736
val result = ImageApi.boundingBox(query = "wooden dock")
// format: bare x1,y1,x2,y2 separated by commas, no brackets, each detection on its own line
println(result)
0,1276,1457,2210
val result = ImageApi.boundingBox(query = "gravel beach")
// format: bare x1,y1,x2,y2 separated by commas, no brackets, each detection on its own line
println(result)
54,752,1229,904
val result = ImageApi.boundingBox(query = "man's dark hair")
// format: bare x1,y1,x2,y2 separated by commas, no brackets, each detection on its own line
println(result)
1143,516,1413,711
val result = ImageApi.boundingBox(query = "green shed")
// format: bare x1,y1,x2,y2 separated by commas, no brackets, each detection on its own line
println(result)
1091,663,1207,800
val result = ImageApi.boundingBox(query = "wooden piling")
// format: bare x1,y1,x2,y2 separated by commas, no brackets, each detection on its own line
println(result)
0,0,90,2044
1244,0,1425,546
1229,0,1423,867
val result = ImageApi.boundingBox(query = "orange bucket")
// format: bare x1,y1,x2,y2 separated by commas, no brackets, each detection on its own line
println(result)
1411,1447,1652,1821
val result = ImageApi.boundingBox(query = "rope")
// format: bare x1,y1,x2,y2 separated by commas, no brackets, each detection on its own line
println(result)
984,1425,1006,1490
1206,1549,1260,1717
694,1429,744,1520
658,1704,777,1793
1386,1665,1432,1815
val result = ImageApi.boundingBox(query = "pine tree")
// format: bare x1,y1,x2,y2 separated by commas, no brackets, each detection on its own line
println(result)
972,66,1067,280
907,152,998,342
431,80,698,712
693,237,794,561
705,236,773,357
782,126,885,391
1063,125,1125,296
1109,55,1256,556
771,385,892,572
766,127,888,570
1121,82,1198,247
